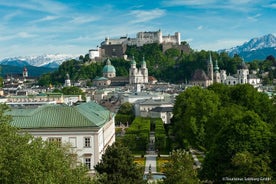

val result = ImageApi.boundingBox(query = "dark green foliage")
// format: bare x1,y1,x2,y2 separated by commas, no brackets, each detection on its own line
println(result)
62,86,86,100
172,84,275,181
163,149,200,184
94,142,145,184
173,86,220,148
200,110,272,182
122,117,151,153
115,114,134,126
0,104,92,184
229,84,276,124
37,45,257,86
115,102,135,125
153,118,167,153
0,65,54,78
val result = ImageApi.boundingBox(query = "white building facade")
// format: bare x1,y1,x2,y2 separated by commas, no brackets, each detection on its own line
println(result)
129,56,148,85
7,102,115,174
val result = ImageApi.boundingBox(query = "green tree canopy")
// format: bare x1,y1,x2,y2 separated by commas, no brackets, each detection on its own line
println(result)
117,102,134,115
163,149,200,184
0,104,92,184
200,110,272,182
172,86,220,148
94,142,145,184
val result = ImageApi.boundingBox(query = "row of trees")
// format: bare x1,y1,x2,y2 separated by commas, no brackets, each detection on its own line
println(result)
38,43,276,87
172,84,276,182
153,118,167,154
121,117,151,153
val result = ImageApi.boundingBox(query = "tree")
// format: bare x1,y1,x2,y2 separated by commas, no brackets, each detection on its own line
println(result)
115,102,135,126
172,86,220,148
117,102,134,115
200,110,272,182
0,104,92,184
94,142,145,184
163,149,200,184
62,86,86,100
229,84,276,124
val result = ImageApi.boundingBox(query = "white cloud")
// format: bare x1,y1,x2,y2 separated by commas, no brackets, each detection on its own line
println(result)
17,32,37,38
263,3,276,9
0,0,68,14
197,26,203,30
3,11,22,21
129,9,166,23
247,13,261,22
162,0,215,6
70,16,99,24
32,16,59,23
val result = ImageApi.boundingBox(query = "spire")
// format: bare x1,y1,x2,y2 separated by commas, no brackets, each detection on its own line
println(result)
214,60,219,71
209,52,213,65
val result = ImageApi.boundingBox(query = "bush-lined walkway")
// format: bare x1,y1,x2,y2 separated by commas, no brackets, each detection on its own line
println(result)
144,132,157,173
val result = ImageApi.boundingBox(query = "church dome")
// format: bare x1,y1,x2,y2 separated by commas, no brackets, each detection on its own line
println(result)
103,58,116,73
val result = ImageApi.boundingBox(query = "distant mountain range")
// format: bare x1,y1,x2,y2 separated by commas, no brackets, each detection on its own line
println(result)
220,34,276,61
0,54,79,77
0,54,79,68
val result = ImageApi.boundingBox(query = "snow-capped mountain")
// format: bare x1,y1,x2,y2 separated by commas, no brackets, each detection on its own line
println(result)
0,54,79,68
220,34,276,61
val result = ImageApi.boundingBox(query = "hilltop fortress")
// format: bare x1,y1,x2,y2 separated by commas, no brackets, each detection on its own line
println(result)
89,30,191,60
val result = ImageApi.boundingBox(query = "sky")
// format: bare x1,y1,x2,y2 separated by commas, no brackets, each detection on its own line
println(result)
0,0,275,59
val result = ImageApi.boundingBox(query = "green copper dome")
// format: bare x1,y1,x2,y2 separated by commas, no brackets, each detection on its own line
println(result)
103,58,116,73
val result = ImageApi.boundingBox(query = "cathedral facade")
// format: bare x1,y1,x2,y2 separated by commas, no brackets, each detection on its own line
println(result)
129,56,148,85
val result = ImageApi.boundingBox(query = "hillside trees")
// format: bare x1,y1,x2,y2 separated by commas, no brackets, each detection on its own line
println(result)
37,45,266,86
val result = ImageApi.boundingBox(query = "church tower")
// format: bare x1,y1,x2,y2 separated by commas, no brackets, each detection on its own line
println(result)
64,73,71,87
23,67,28,78
214,60,220,83
129,56,137,84
237,59,249,84
141,56,148,84
207,53,214,83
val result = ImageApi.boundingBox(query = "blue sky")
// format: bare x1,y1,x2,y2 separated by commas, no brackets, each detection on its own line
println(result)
0,0,275,59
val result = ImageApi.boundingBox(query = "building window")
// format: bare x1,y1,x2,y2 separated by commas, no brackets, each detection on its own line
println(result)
48,137,62,146
84,137,91,148
85,158,91,169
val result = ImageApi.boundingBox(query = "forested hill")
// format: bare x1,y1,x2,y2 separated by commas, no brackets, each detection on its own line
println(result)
38,43,276,86
0,65,55,77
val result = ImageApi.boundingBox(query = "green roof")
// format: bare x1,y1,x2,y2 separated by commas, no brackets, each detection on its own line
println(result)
103,58,116,73
7,102,112,129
